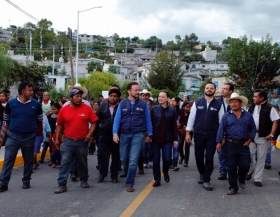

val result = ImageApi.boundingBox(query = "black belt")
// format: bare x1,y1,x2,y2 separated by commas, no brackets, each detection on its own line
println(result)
227,139,247,144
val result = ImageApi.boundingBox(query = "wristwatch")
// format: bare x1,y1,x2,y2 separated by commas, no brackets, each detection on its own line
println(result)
270,134,274,138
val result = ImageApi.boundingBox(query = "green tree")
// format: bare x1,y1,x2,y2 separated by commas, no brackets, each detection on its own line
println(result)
0,50,14,88
216,49,231,62
182,33,199,52
183,53,205,63
228,35,280,102
87,61,103,73
147,52,184,93
78,72,120,99
120,80,131,98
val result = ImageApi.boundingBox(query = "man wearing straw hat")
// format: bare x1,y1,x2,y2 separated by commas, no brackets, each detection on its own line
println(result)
216,93,256,195
64,83,91,107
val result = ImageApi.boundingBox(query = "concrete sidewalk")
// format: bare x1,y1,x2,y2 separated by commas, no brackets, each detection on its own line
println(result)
0,146,50,170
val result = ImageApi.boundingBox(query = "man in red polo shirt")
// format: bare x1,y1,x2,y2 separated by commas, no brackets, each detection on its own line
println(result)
54,89,98,194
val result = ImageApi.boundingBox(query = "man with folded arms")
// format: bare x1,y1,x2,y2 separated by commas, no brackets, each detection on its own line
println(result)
216,93,256,195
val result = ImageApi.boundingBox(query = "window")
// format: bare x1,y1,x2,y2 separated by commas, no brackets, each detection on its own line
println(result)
182,79,186,85
192,80,198,86
220,65,224,68
139,72,142,77
202,65,205,67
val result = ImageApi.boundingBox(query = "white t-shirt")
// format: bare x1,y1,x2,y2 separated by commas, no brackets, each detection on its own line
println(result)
252,105,279,130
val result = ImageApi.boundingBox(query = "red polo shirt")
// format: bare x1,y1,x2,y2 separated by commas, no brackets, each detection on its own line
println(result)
57,104,98,139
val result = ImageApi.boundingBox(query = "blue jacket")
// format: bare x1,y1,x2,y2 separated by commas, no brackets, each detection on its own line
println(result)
113,98,152,135
194,97,222,135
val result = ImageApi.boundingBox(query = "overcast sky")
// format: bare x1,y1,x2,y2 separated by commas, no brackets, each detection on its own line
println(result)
1,0,280,44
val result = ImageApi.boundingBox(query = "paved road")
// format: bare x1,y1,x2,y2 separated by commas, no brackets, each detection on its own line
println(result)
0,146,280,217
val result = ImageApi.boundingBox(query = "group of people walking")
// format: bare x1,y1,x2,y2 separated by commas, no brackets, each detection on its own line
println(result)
0,80,278,196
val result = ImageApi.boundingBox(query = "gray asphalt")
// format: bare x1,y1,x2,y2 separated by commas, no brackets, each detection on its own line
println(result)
0,146,280,217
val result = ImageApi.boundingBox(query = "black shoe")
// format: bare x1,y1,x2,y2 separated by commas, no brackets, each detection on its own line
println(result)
138,169,144,175
80,181,90,188
164,174,170,183
111,178,119,183
245,172,253,181
70,173,77,182
227,189,238,195
152,181,161,187
120,172,127,178
54,185,67,194
98,175,104,183
218,174,227,180
239,181,246,189
22,183,30,189
265,164,271,169
0,185,8,192
254,182,262,187
38,159,44,164
203,182,213,191
198,175,204,184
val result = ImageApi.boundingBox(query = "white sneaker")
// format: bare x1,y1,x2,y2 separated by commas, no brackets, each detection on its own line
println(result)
149,162,153,168
144,164,148,168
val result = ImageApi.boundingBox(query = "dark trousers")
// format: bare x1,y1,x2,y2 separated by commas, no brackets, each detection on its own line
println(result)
226,141,251,191
143,142,153,164
179,134,192,163
152,142,172,182
194,134,216,182
57,137,88,186
41,141,52,161
98,135,120,179
0,131,36,186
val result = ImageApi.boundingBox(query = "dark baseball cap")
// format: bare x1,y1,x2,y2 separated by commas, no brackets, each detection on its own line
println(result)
69,89,84,97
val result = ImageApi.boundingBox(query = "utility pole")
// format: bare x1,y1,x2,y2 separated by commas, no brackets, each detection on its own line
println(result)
52,45,55,75
68,28,75,85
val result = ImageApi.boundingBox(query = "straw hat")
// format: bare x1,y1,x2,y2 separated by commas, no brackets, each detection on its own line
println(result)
67,83,88,98
225,92,248,107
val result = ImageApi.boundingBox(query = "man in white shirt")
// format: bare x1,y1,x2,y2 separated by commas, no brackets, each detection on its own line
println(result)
185,82,224,191
246,89,279,187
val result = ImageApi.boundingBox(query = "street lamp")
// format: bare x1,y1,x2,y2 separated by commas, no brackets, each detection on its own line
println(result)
75,6,102,84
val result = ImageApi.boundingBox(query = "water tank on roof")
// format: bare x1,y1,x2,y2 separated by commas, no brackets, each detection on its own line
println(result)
114,60,118,65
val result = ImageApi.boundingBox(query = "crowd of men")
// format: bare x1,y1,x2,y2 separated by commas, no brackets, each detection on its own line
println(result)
0,81,279,196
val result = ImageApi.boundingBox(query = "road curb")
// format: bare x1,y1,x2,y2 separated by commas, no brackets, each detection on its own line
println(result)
0,150,50,170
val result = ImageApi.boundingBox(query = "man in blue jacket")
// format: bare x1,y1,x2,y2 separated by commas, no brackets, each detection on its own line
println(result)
113,82,152,192
185,82,224,191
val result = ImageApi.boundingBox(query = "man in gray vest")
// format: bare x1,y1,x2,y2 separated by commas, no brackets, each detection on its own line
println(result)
186,82,224,191
246,89,279,187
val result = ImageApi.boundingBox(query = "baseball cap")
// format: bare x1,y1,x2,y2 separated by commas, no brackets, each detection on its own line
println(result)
69,89,84,97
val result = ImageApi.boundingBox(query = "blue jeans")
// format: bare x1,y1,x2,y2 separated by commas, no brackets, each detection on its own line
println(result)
0,130,36,186
226,141,251,191
120,133,145,186
171,136,179,167
265,141,271,165
143,142,153,164
153,142,172,182
218,144,227,175
51,150,61,164
57,137,89,186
